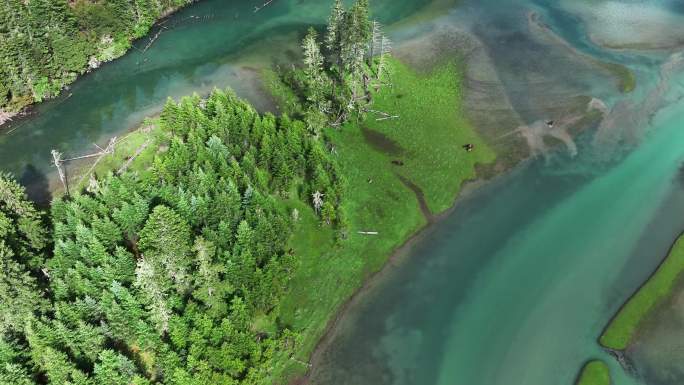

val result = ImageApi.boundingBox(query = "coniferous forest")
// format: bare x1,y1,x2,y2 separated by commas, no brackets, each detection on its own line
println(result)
0,0,193,118
0,1,443,384
0,90,342,384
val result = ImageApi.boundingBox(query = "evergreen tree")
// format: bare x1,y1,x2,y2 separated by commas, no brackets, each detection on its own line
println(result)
302,28,324,84
93,350,136,385
0,89,343,383
0,173,48,337
325,0,345,54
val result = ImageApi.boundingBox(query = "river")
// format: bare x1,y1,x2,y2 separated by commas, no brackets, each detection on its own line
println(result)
2,1,684,384
0,0,432,203
308,1,684,384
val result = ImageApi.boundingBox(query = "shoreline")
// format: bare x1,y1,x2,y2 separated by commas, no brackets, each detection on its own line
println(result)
599,229,684,353
0,1,197,132
291,158,526,384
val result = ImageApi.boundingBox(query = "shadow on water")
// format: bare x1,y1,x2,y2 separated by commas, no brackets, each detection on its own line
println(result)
18,165,52,208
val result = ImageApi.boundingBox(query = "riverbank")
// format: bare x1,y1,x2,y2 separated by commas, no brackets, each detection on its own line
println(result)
270,57,496,383
0,0,196,129
82,56,497,384
600,233,684,351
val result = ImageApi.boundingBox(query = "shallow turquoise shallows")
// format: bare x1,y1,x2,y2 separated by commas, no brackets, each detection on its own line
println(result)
309,1,684,384
3,1,684,384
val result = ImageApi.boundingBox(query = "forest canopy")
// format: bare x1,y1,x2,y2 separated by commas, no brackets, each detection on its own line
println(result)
0,89,342,385
0,1,456,384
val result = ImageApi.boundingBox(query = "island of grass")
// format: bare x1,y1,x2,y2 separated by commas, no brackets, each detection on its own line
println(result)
601,234,684,350
576,360,610,385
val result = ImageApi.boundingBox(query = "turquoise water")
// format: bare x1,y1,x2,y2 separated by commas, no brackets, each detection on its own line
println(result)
2,1,684,384
309,1,684,385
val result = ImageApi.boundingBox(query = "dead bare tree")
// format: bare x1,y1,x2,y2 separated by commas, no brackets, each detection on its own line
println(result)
51,150,67,195
377,35,392,81
312,190,324,213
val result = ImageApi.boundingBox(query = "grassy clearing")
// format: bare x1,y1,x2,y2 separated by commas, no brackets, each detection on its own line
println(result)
601,235,684,350
576,360,610,385
363,58,496,213
270,57,495,382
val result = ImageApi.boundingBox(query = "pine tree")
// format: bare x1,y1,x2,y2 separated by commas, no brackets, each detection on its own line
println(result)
138,205,193,293
325,0,345,54
0,243,45,335
377,34,392,80
302,28,324,83
93,350,136,385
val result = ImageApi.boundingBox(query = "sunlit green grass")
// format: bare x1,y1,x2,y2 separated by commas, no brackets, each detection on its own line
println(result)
364,58,496,213
576,361,610,385
271,57,495,382
600,235,684,350
73,119,166,191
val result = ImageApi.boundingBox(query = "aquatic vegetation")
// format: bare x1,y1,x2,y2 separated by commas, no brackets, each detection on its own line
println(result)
601,235,684,350
576,361,611,385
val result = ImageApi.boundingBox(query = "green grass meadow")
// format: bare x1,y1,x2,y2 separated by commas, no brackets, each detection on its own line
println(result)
576,361,610,385
271,58,495,381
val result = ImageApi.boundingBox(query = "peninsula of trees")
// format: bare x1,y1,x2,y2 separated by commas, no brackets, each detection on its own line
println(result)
0,89,342,385
0,0,193,124
0,0,496,384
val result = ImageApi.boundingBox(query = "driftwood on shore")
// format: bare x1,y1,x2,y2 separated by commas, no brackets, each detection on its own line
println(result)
254,0,275,12
289,356,312,368
366,108,399,121
376,115,399,121
142,29,164,53
0,110,16,127
52,137,118,195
